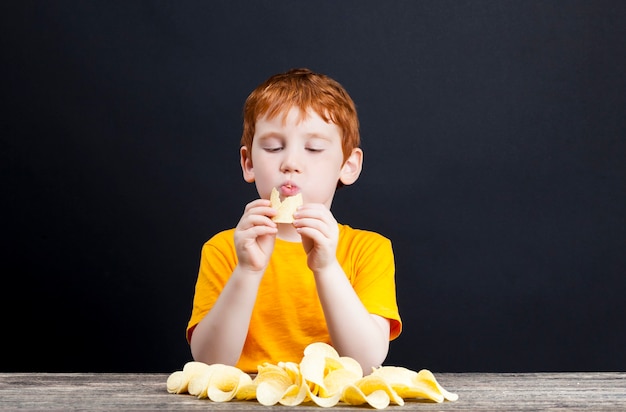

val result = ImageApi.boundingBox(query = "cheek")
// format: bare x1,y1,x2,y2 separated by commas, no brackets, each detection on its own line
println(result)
311,163,343,186
250,155,274,176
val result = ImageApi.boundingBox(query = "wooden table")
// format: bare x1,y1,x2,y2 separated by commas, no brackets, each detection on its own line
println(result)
1,372,625,410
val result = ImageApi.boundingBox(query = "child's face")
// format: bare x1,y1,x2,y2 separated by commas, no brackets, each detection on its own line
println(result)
241,107,361,208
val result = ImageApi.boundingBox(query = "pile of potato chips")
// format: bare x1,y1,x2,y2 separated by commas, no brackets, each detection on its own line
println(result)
167,342,458,409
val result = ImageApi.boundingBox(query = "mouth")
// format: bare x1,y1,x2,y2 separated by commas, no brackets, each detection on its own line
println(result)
279,183,300,197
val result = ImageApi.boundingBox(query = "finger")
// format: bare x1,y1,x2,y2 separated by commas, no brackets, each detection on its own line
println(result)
244,198,272,211
294,204,335,223
237,223,278,238
295,226,329,245
242,199,275,218
293,216,338,240
293,216,326,232
244,203,276,217
239,213,277,228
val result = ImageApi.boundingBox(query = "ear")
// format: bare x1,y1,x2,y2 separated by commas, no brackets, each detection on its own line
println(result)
339,148,363,186
240,146,255,183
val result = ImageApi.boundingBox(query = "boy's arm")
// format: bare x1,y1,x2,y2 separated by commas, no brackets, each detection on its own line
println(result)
189,266,263,366
294,204,391,372
313,261,391,372
190,199,277,366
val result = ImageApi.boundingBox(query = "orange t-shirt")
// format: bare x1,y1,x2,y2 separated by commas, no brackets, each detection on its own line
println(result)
187,224,402,373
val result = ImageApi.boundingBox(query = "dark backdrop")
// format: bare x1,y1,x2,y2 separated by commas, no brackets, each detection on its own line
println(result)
3,1,625,373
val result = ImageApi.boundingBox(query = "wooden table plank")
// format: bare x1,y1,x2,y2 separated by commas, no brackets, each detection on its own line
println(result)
1,372,625,410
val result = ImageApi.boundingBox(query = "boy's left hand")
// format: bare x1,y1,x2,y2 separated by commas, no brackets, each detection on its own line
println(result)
292,204,339,273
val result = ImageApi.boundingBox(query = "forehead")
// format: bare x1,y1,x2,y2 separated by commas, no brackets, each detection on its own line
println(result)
255,106,341,136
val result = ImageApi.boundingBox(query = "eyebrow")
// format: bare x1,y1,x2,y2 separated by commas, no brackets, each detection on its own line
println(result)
304,132,333,141
255,132,284,141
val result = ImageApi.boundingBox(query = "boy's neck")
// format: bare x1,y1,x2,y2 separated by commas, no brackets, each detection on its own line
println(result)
276,224,301,242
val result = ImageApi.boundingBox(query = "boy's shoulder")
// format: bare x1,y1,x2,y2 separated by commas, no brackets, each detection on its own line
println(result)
204,228,237,247
338,224,391,244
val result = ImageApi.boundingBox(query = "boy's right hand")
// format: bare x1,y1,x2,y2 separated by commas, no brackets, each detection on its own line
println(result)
233,199,278,273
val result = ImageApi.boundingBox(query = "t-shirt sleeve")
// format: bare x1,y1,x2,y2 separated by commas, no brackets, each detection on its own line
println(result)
348,231,402,340
186,230,237,342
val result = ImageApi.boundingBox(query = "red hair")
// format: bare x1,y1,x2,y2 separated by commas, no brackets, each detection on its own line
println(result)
240,68,360,162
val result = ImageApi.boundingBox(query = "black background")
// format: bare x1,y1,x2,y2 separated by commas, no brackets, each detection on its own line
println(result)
3,1,625,373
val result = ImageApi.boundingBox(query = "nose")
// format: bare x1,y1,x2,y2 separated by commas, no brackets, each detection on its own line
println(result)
280,148,302,174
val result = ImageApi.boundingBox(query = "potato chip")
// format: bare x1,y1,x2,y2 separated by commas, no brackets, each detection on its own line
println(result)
257,362,290,377
270,187,303,223
166,370,184,394
304,386,343,408
416,369,459,402
342,375,404,407
299,351,327,390
254,371,294,391
278,361,302,383
342,383,390,409
278,382,309,406
300,341,346,390
166,361,212,394
207,364,252,402
256,363,296,389
188,367,215,398
234,381,257,401
253,361,307,406
297,342,367,406
371,365,458,403
303,342,339,358
324,368,361,395
166,342,458,408
255,381,286,406
372,366,441,401
338,356,364,378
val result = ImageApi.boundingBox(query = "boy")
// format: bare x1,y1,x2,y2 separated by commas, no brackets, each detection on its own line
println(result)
187,68,402,374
